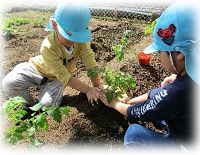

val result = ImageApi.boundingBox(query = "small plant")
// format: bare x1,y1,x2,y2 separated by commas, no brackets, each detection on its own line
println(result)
88,30,137,103
1,17,30,36
144,18,159,35
88,67,136,103
3,96,70,147
114,30,136,63
33,17,46,27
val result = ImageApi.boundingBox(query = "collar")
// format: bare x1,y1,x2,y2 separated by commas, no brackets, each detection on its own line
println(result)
62,45,73,55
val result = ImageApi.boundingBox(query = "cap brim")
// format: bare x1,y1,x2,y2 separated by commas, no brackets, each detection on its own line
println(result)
44,15,55,31
144,44,158,54
44,20,53,31
57,24,91,43
44,18,91,43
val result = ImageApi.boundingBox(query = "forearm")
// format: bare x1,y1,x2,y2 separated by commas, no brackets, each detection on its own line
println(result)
113,102,130,117
67,76,91,94
127,93,148,105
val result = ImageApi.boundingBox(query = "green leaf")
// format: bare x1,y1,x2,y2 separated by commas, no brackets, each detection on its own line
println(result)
115,91,124,98
29,103,42,111
87,68,98,78
4,127,25,144
13,96,27,104
106,91,114,103
46,107,62,124
27,127,36,136
61,107,70,117
13,109,27,120
126,73,136,87
32,113,48,130
34,139,45,146
105,76,113,86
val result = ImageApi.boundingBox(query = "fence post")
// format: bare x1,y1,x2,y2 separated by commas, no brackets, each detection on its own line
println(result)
115,4,118,18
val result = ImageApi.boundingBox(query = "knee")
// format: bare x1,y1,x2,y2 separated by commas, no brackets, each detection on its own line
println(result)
124,124,146,145
2,75,18,94
2,76,12,93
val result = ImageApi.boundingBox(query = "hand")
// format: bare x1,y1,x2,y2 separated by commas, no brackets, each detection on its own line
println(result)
115,87,130,104
99,92,118,108
86,87,100,106
161,74,177,87
97,84,106,94
117,93,131,104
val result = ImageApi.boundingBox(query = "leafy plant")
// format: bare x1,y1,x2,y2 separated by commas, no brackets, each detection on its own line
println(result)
33,17,46,27
3,96,70,146
88,30,137,103
144,18,159,35
114,30,136,63
1,15,46,36
88,67,136,103
1,17,30,36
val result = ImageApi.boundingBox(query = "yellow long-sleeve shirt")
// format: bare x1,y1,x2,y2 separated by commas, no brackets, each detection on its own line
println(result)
29,31,98,85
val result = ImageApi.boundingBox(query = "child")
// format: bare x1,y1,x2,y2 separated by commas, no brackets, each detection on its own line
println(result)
100,1,199,152
2,0,103,119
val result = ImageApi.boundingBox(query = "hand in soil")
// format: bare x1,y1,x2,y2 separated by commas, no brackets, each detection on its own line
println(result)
86,87,101,106
100,92,118,109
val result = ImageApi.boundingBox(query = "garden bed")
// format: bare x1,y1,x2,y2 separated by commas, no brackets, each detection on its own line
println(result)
0,9,170,153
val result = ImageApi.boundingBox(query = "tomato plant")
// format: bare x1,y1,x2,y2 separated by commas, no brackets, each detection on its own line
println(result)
88,30,137,103
88,67,136,103
2,96,70,147
114,30,136,63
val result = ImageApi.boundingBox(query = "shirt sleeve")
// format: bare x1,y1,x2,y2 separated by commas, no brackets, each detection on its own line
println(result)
79,42,98,70
127,86,179,122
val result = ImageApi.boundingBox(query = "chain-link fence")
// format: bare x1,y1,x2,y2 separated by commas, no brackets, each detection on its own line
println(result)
88,1,173,21
5,0,182,22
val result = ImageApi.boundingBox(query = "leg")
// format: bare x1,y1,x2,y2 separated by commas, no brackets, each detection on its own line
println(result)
39,79,65,107
2,62,43,105
124,124,176,152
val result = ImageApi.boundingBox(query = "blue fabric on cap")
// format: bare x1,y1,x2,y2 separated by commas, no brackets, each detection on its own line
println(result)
144,1,200,85
45,0,91,43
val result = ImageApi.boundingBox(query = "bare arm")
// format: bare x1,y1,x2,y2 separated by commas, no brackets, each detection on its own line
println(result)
67,76,102,103
67,76,91,94
100,94,130,117
127,93,148,105
113,101,130,116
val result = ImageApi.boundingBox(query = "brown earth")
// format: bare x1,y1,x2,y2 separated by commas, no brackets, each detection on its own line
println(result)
0,9,170,153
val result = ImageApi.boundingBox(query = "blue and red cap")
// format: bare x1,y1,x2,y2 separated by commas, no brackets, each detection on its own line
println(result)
45,0,91,43
144,1,200,84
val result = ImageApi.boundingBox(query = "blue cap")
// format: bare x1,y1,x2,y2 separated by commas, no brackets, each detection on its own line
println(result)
144,1,200,85
45,0,91,43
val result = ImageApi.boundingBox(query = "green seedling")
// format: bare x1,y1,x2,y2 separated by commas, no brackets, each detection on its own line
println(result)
88,67,136,103
114,30,136,63
2,96,70,147
33,17,46,27
1,17,30,36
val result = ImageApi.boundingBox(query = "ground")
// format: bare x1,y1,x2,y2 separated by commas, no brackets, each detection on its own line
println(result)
0,9,170,153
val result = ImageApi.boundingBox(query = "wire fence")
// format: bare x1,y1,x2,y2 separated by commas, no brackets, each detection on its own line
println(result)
7,0,182,22
88,1,172,21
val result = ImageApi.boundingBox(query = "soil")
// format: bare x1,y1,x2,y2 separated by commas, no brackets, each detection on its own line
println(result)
0,9,170,153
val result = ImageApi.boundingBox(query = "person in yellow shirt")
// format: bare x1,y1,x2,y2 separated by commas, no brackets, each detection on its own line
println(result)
2,0,103,120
